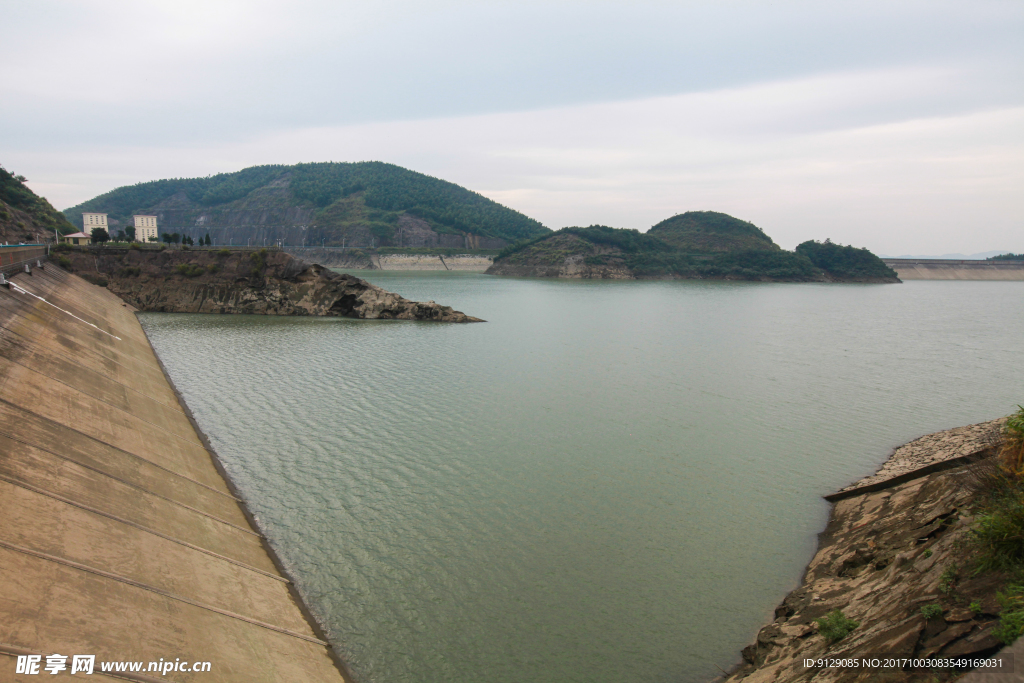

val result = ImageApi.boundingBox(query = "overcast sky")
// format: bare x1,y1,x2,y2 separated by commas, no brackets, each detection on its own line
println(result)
3,0,1022,253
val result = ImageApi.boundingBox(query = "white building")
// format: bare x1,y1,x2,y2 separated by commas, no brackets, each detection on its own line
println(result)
133,215,159,242
82,212,108,234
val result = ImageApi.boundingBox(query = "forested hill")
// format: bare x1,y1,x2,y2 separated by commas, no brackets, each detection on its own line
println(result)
489,213,899,283
62,162,550,249
648,211,779,252
1,164,77,244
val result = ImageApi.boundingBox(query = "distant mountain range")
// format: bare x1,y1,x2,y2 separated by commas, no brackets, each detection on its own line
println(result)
62,162,551,250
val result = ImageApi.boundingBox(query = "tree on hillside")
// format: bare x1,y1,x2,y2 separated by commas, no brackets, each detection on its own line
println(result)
90,228,109,244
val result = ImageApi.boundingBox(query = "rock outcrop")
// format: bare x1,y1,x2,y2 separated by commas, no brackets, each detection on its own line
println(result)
725,419,1009,683
58,247,483,322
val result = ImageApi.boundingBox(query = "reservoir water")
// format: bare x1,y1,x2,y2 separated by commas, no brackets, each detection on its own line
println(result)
140,275,1024,683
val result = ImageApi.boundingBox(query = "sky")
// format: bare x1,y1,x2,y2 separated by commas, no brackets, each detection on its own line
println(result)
2,0,1022,253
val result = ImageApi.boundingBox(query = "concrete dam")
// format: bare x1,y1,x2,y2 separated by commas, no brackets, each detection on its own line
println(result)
882,258,1024,280
0,261,349,682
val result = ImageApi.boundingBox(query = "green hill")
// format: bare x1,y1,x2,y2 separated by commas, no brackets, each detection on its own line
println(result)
1,164,77,243
490,214,898,283
62,162,550,249
647,211,779,252
795,240,899,281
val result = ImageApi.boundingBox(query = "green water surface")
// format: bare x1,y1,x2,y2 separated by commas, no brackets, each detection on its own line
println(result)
140,275,1024,683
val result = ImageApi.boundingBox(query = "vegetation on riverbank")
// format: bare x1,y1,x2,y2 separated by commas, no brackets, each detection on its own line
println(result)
967,407,1024,644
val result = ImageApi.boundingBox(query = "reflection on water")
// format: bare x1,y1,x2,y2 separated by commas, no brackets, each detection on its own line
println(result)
141,275,1024,683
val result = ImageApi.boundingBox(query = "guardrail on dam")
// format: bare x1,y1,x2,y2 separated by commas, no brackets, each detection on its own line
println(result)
882,258,1024,280
0,264,350,682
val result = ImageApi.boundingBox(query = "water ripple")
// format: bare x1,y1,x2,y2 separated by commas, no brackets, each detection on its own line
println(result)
142,276,1024,683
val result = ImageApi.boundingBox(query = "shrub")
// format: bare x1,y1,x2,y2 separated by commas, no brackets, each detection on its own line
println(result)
970,601,983,614
206,264,220,274
129,242,140,250
217,248,231,257
815,610,859,643
973,489,1024,572
175,263,205,278
921,604,943,619
117,266,141,277
993,587,1024,644
1002,406,1024,474
939,566,960,595
57,256,72,269
250,248,268,276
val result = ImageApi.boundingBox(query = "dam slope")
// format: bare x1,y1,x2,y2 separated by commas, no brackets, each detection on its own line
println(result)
0,264,348,682
882,259,1024,280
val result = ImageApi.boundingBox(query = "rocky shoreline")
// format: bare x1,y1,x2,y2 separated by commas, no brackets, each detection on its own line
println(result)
723,419,1009,683
57,247,483,322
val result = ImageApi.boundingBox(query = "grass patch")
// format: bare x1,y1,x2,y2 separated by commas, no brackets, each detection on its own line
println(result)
993,587,1024,644
815,610,859,643
175,263,205,278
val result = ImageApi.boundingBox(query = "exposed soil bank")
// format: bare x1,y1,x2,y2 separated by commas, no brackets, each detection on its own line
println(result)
284,248,495,271
58,247,482,322
724,419,1011,683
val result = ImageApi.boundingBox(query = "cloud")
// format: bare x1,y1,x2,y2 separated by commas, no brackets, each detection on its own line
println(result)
4,1,1022,254
15,66,1023,254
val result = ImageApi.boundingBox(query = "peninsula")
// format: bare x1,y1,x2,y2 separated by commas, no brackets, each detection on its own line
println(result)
55,245,483,322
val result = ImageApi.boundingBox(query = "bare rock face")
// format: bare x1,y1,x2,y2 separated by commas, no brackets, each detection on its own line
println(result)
724,423,1009,683
60,247,483,322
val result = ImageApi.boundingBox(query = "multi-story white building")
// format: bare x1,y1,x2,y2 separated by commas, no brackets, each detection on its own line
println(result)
133,215,159,242
82,212,108,235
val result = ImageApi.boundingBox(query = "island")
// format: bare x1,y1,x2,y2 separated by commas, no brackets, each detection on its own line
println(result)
487,211,900,283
